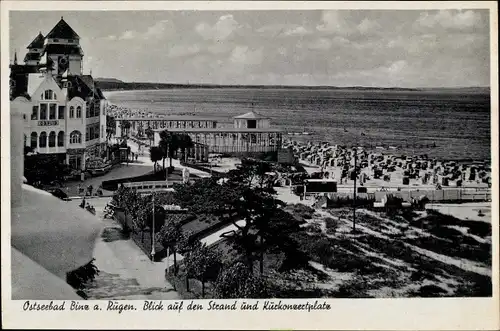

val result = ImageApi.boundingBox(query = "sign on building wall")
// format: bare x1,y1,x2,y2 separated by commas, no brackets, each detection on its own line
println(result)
38,120,59,126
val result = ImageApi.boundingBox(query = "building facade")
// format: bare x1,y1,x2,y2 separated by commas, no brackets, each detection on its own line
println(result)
10,17,107,171
115,116,218,137
151,111,283,160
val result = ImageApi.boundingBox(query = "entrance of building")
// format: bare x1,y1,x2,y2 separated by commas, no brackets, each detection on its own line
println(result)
69,155,82,170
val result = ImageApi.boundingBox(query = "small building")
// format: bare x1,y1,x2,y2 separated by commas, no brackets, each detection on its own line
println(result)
303,179,337,196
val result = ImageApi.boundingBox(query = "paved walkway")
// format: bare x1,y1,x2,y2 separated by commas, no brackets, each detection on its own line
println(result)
125,139,211,178
74,198,179,300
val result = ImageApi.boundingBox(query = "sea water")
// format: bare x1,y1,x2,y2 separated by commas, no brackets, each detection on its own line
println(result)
104,88,491,161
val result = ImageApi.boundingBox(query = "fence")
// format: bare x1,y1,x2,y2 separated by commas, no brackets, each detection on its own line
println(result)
325,188,490,203
123,180,182,193
371,188,490,203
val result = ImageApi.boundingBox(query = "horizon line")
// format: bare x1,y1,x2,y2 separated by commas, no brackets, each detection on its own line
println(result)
95,79,491,91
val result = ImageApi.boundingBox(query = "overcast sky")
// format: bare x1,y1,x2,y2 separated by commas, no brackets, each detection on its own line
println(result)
9,10,490,87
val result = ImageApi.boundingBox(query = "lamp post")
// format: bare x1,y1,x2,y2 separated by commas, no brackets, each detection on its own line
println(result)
352,147,357,233
151,192,155,262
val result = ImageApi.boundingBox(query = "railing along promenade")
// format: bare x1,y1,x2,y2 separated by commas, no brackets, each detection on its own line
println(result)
122,180,181,193
328,186,491,203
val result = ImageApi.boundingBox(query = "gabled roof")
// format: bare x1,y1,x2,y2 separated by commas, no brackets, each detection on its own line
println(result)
234,111,269,119
9,64,40,100
45,17,80,40
80,75,105,99
65,75,105,101
27,32,45,49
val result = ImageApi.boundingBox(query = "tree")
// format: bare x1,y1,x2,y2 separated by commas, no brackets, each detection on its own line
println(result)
121,120,131,137
150,146,163,173
159,130,180,174
213,261,271,299
177,133,194,163
24,154,72,185
145,126,154,146
184,243,222,297
156,216,186,275
106,115,116,141
173,161,288,274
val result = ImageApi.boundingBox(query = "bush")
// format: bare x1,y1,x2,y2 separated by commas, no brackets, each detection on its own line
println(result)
213,262,273,299
305,222,322,234
287,204,315,220
324,217,338,234
66,259,100,294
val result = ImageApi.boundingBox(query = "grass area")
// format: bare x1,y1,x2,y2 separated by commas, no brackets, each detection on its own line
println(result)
162,200,491,299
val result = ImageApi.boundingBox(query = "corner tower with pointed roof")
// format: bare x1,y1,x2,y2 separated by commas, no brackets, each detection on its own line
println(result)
24,32,44,65
41,17,83,76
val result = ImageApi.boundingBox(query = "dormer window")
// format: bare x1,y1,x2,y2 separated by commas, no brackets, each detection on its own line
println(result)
44,90,56,100
53,39,59,42
247,120,257,129
68,39,74,43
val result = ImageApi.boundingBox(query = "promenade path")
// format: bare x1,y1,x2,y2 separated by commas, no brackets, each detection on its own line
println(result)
72,198,180,300
62,139,210,199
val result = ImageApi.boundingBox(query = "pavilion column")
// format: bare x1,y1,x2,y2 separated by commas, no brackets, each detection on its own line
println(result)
195,145,200,161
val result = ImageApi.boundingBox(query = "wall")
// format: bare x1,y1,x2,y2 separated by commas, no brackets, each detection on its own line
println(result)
69,55,82,75
66,97,86,149
12,97,32,208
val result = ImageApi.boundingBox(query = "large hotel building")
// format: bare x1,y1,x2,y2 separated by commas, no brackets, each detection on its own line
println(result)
9,17,108,171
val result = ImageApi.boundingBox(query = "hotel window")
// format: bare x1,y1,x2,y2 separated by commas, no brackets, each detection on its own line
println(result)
31,106,38,120
48,131,56,147
86,127,90,141
86,106,90,118
70,131,82,144
212,122,217,128
76,106,82,118
58,106,65,119
30,132,37,148
250,134,257,144
24,134,27,146
39,132,47,148
49,104,57,120
40,104,48,120
70,106,75,118
44,90,55,100
247,120,257,129
57,131,65,147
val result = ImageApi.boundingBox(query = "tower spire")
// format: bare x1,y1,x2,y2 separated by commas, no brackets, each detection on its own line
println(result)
14,50,18,65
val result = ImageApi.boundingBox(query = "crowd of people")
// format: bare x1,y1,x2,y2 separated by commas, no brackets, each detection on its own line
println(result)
79,198,96,215
282,139,492,189
107,103,163,119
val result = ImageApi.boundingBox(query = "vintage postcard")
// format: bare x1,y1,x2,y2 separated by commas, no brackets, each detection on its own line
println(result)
1,1,498,329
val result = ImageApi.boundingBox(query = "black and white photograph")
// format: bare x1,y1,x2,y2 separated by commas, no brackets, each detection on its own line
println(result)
3,1,498,328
